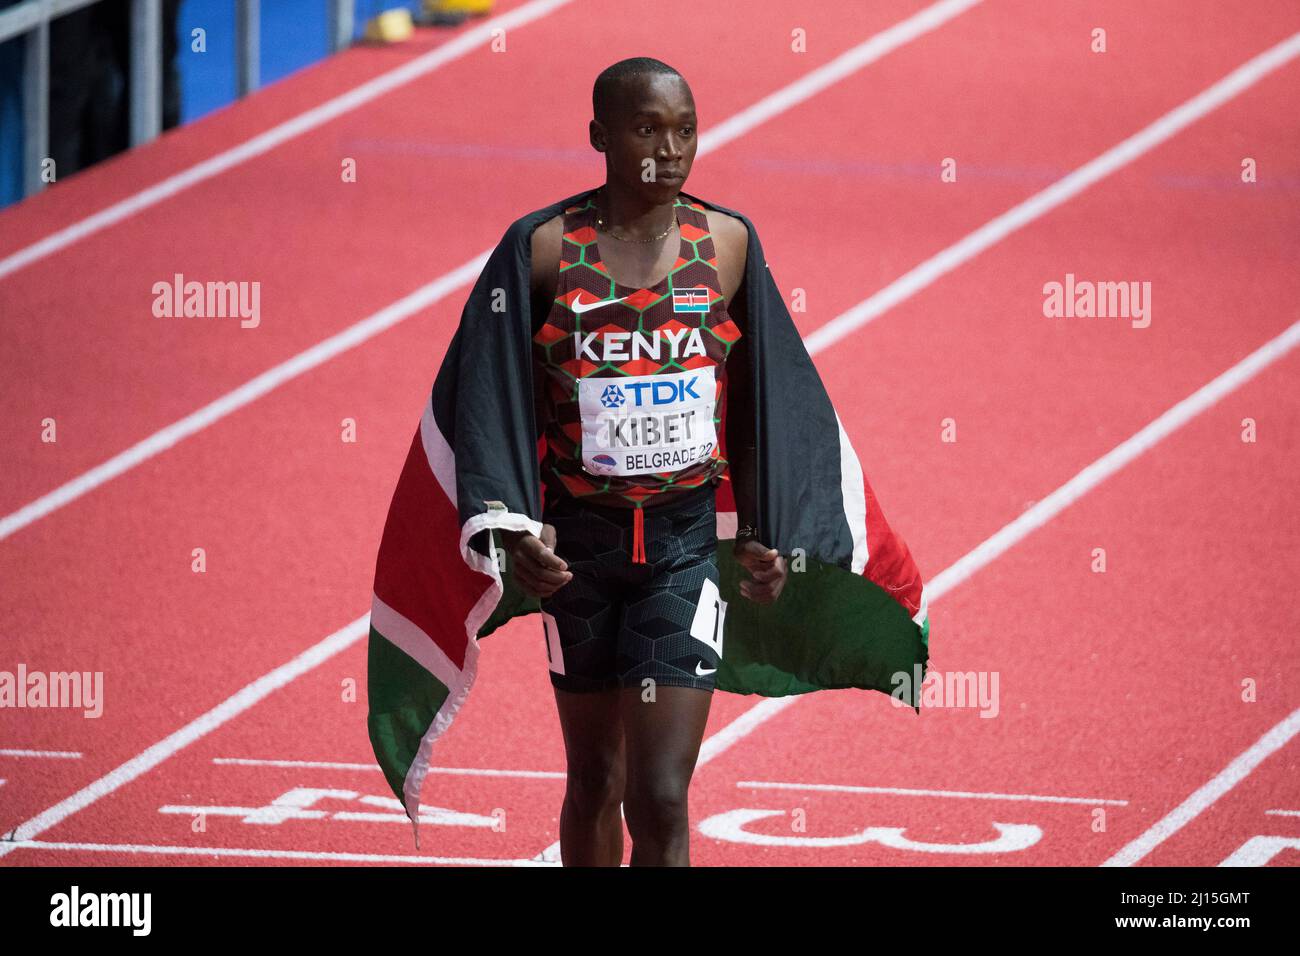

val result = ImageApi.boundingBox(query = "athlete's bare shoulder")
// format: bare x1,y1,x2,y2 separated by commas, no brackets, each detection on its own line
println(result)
704,207,749,307
529,213,564,302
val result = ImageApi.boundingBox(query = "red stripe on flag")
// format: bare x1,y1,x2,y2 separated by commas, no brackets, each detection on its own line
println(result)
861,476,925,617
373,428,486,671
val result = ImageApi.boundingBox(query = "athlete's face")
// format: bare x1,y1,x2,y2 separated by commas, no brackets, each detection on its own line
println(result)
592,74,697,198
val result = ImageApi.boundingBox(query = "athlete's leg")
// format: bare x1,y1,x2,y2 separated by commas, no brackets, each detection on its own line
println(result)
616,485,724,866
619,683,713,866
539,491,631,866
551,685,626,866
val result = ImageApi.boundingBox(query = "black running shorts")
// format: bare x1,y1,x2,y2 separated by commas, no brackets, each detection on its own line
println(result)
538,479,726,694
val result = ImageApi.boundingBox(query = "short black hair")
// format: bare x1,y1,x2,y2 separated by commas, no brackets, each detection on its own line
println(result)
592,57,687,124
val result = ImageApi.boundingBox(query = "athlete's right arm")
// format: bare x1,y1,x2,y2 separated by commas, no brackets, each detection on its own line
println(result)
527,214,563,445
528,214,563,330
499,526,572,597
504,216,573,598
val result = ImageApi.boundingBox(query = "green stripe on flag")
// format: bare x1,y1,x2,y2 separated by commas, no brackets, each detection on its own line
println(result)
448,531,929,710
367,625,451,805
715,546,929,707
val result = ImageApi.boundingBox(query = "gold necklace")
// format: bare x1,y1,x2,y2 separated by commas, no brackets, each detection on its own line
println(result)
594,189,676,243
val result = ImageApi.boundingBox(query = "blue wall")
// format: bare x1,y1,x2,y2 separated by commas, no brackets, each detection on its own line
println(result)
0,0,25,206
1,0,429,208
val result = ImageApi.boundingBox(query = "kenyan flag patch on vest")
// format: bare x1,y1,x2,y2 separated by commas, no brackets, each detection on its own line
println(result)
672,287,711,313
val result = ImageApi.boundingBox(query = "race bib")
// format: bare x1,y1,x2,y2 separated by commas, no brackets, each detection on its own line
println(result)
577,368,717,477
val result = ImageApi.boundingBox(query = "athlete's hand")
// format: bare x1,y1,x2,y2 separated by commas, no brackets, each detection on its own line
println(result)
501,524,573,598
733,538,786,604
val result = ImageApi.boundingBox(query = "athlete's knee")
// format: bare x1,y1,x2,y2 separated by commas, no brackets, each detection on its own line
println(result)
624,774,690,832
564,756,625,813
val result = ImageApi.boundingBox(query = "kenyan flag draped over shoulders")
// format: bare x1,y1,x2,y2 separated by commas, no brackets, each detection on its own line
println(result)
367,188,929,842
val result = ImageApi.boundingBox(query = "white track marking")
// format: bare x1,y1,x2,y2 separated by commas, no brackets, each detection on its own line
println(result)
212,756,563,778
0,0,982,544
0,749,83,759
0,615,368,859
698,0,983,155
1102,707,1300,867
1220,836,1300,867
156,805,321,818
0,0,575,281
1264,809,1300,817
0,256,487,542
804,30,1300,356
7,840,554,866
212,757,389,770
738,780,1128,806
927,319,1300,601
699,698,800,765
531,696,800,862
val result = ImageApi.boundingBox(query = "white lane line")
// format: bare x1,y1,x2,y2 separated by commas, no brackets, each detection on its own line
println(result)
1102,707,1300,867
699,0,983,155
1220,836,1300,867
804,30,1300,356
927,319,1300,601
1264,809,1300,817
0,0,982,545
6,840,553,866
0,256,486,542
0,0,575,282
0,749,83,759
212,757,564,779
213,757,387,771
737,780,1128,806
0,615,369,859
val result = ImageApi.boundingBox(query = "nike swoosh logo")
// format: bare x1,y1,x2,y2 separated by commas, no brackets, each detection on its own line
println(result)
695,662,717,676
571,294,628,314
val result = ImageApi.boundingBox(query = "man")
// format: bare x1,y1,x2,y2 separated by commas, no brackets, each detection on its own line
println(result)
365,59,928,870
501,57,785,866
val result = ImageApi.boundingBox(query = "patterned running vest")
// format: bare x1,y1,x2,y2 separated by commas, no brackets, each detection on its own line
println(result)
532,190,743,560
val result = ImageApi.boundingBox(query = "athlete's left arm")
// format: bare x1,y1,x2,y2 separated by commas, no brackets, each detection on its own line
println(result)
726,279,787,603
724,274,758,532
713,211,758,531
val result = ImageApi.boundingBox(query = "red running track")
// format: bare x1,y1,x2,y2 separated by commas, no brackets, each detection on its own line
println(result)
1,0,1297,865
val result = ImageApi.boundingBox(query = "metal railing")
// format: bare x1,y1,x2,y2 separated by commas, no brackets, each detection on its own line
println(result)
0,0,355,199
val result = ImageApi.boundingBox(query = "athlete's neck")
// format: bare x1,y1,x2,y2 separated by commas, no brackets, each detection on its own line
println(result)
595,184,676,241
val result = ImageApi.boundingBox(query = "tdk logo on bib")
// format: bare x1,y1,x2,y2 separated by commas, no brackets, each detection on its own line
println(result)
578,368,718,477
599,379,701,410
